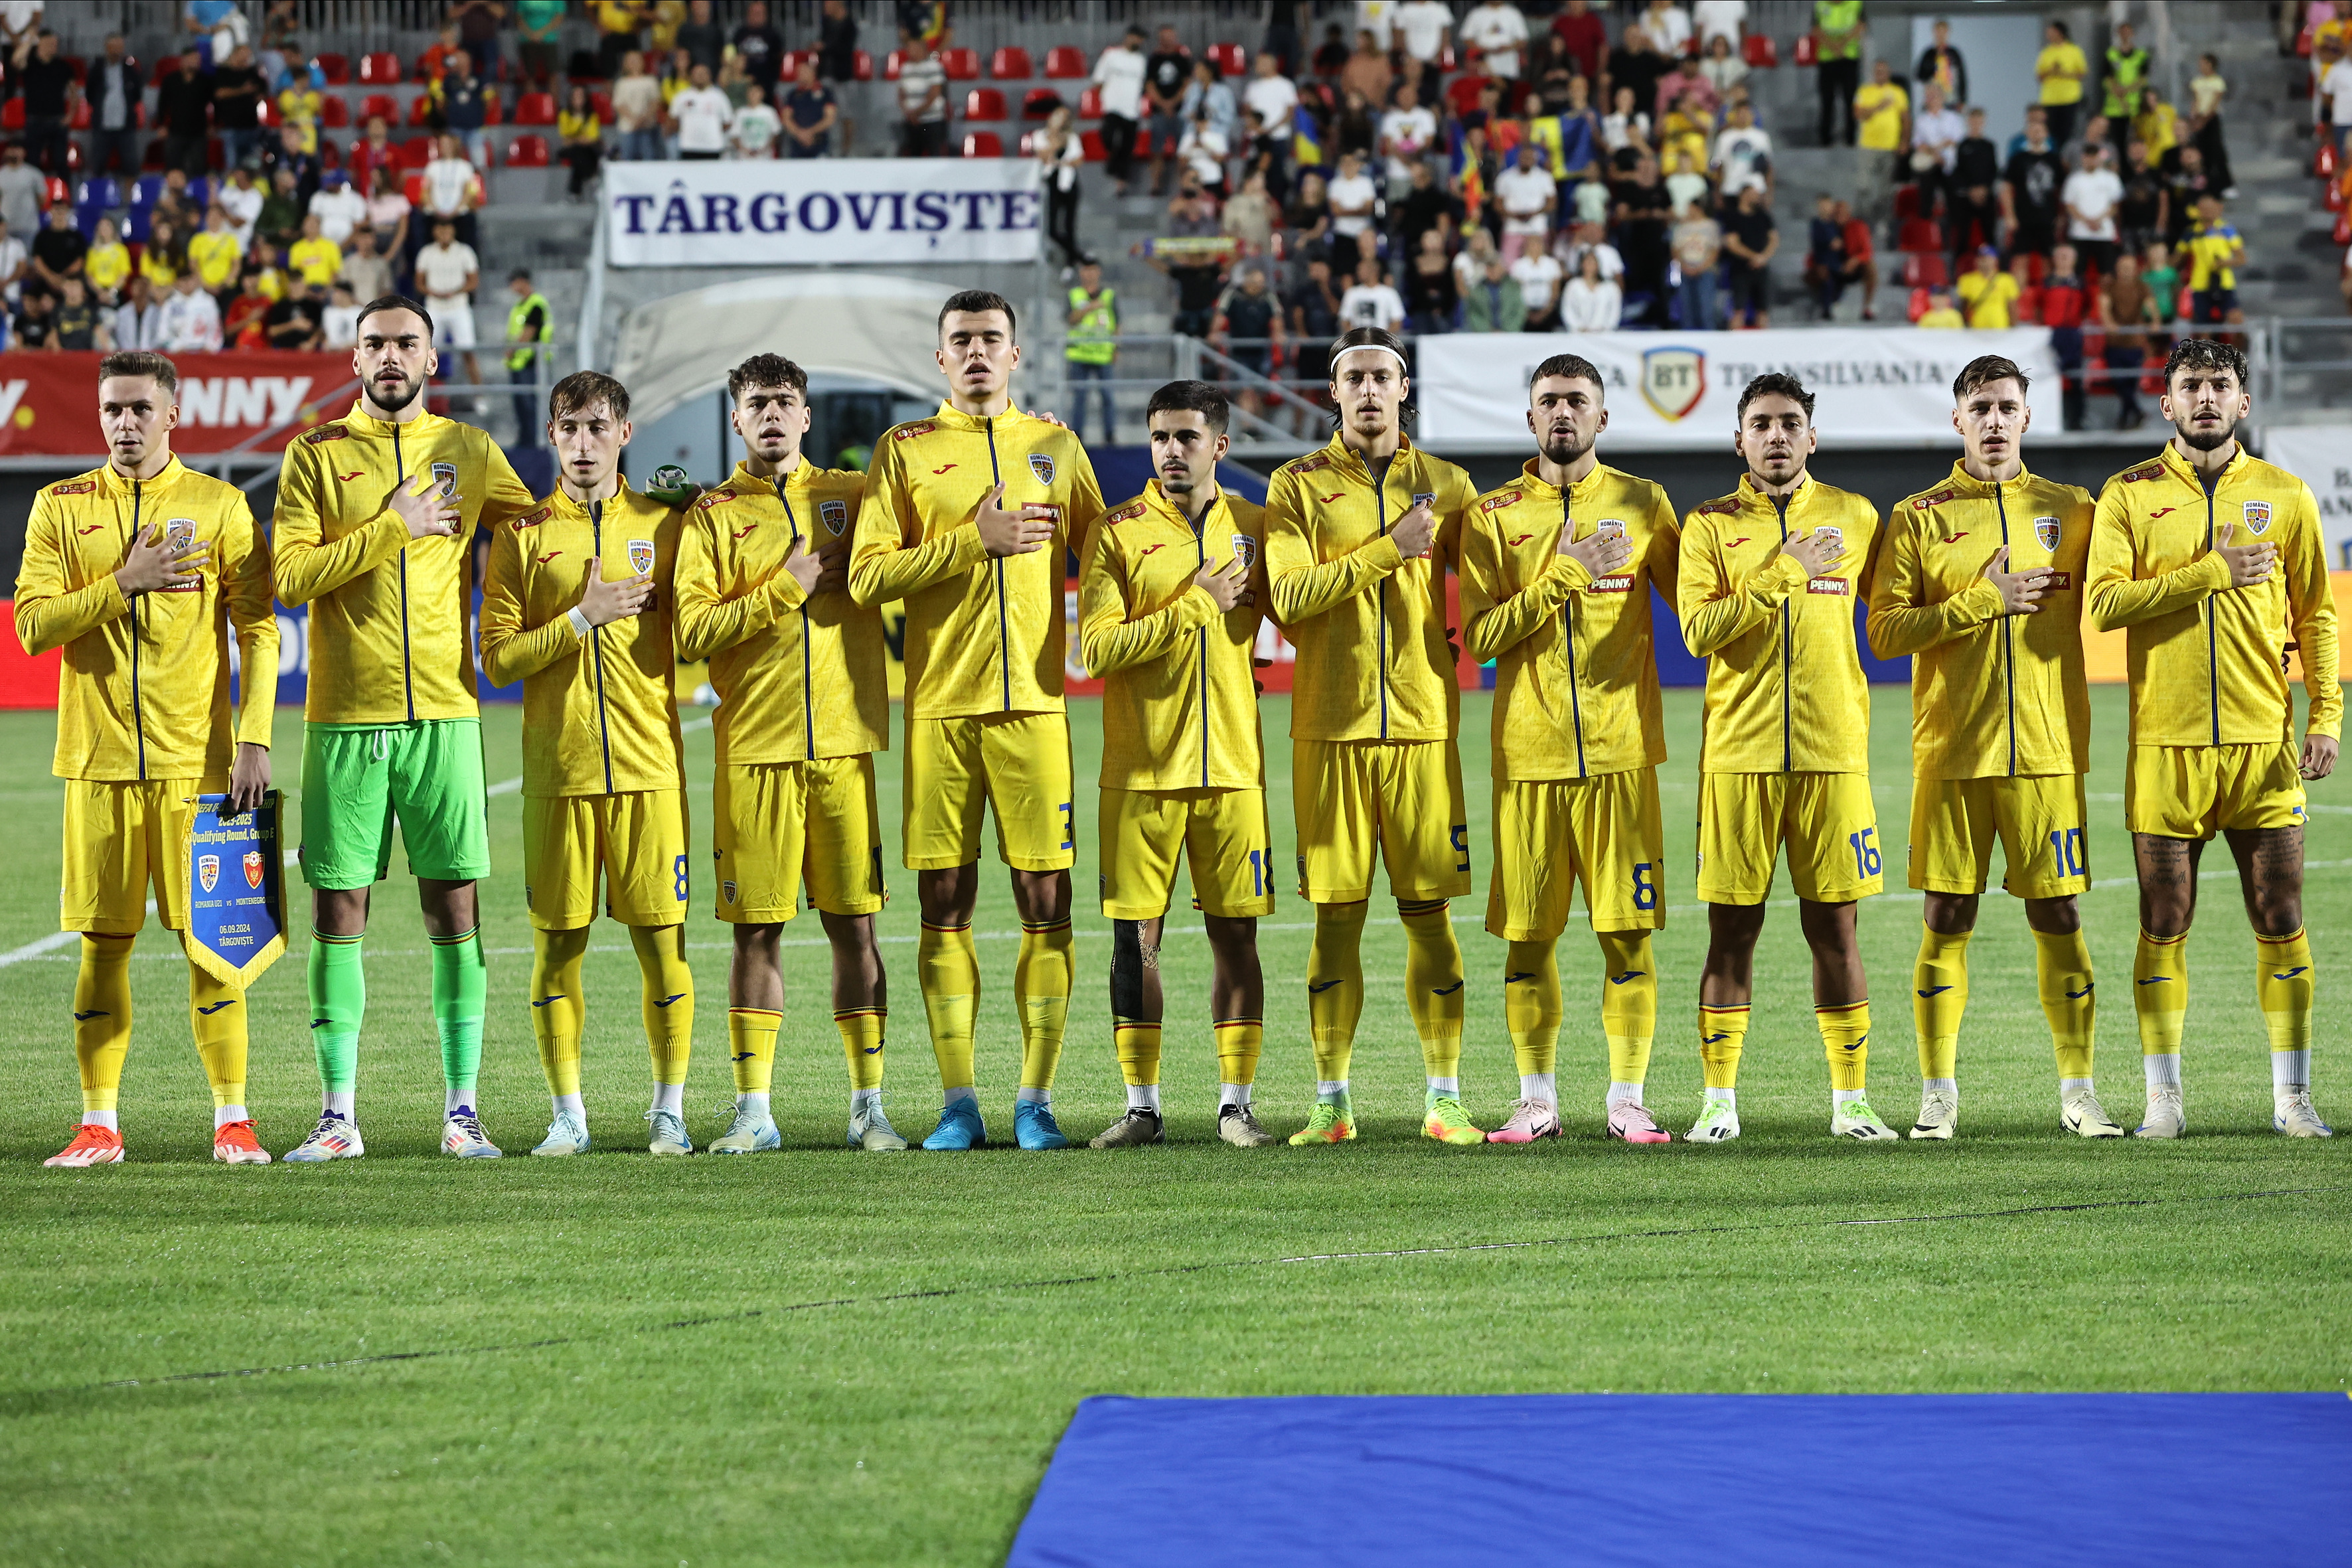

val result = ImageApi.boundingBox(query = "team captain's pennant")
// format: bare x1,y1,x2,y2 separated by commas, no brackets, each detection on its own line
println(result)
182,791,289,987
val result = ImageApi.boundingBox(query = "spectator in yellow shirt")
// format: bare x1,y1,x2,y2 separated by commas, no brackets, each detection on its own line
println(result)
1917,284,1964,327
1954,245,2019,327
1853,58,1909,200
277,52,323,155
287,213,341,287
137,218,181,291
85,218,130,305
185,204,244,295
2037,20,2088,147
2131,85,2177,165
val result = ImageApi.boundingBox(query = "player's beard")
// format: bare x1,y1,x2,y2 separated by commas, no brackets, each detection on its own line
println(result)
2173,410,2238,452
366,368,426,416
1539,427,1593,467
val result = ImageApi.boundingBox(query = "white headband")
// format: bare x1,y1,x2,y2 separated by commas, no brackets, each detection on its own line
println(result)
1334,343,1409,374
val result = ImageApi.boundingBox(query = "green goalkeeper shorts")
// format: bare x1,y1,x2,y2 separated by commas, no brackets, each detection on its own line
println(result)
299,718,491,890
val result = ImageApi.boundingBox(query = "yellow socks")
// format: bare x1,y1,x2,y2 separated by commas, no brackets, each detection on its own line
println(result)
1115,1019,1162,1088
1306,902,1366,1088
837,1006,886,1094
72,933,135,1123
529,926,591,1100
1597,929,1657,1096
1818,1000,1872,1093
630,924,694,1090
1699,1003,1749,1091
1015,915,1074,1093
1912,926,1972,1083
1399,899,1464,1083
2134,929,2187,1087
1504,939,1562,1080
2256,929,2314,1098
1214,1016,1261,1094
183,953,248,1113
728,1006,781,1099
918,917,979,1093
2033,927,2097,1083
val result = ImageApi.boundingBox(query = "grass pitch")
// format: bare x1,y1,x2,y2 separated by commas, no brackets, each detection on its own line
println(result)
1,687,2346,1568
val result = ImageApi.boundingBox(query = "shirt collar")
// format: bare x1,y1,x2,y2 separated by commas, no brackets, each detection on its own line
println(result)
1940,458,2037,499
1144,475,1222,527
343,399,446,440
1737,469,1810,509
929,399,1022,433
97,455,185,496
2157,439,2243,487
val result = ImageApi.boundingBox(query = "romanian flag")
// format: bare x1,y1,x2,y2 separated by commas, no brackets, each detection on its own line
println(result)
1450,124,1486,222
1292,104,1322,168
916,3,949,47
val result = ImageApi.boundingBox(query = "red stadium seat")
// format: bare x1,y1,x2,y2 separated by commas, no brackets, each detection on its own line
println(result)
1897,217,1942,253
1903,252,1949,288
399,135,435,169
64,140,82,171
404,173,427,207
505,134,550,167
1080,129,1106,161
1045,45,1087,80
151,58,177,86
408,95,436,127
854,50,874,81
1893,185,1922,222
360,93,398,124
315,52,351,84
1907,285,1932,322
961,131,1003,157
1742,34,1778,68
1793,33,1818,67
884,49,903,81
964,88,1006,121
2314,141,2337,179
360,51,402,84
1438,44,1456,72
515,91,557,125
43,175,68,206
941,48,980,81
256,98,279,128
0,101,19,131
321,96,349,127
990,47,1034,80
592,90,614,123
1209,42,1247,78
2023,252,2047,285
1079,86,1103,118
1022,88,1063,119
69,100,90,129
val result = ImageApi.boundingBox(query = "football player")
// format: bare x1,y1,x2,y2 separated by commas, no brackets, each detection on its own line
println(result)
1678,373,1895,1142
674,354,901,1153
480,371,697,1156
1263,325,1483,1146
847,291,1105,1150
1077,380,1277,1148
272,294,536,1161
1461,353,1680,1144
1867,355,2116,1139
19,351,279,1166
2086,337,2339,1138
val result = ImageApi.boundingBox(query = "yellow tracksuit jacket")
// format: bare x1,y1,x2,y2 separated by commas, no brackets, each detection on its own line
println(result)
1678,471,1881,774
1461,459,1681,782
2086,443,2342,747
1077,481,1267,793
272,402,536,725
1867,461,2094,779
14,457,278,782
477,482,685,797
673,460,889,765
846,402,1104,720
1262,433,1476,744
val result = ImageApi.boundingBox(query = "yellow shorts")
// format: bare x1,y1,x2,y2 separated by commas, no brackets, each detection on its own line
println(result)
903,711,1075,872
1099,786,1276,920
1696,771,1883,905
523,789,691,930
2126,742,2308,840
714,755,886,923
59,776,219,933
1909,773,2090,898
1293,738,1470,903
1486,767,1666,940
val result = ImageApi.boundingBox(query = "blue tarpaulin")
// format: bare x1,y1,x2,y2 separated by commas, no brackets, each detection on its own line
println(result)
1009,1392,2352,1566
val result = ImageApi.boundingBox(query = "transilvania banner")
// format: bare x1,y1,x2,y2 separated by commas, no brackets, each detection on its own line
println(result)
603,158,1044,266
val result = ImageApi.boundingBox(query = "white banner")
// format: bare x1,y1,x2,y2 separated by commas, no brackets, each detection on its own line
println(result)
2260,426,2352,564
1416,329,2061,449
602,158,1042,267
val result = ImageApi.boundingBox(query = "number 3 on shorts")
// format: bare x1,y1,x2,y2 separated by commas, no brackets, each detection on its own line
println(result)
673,853,688,901
1059,801,1073,852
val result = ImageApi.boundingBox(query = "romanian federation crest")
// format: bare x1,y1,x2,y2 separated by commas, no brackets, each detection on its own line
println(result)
2034,516,2061,551
628,538,656,575
2244,500,2272,534
165,518,196,551
198,854,219,894
1230,534,1256,570
1597,518,1627,540
819,499,849,535
431,461,459,498
1641,345,1706,422
1029,453,1055,486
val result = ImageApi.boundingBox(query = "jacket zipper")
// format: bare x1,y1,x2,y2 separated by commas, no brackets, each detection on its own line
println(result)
128,478,146,781
1373,457,1391,740
1771,492,1791,773
781,484,814,760
983,418,1012,712
1560,488,1587,778
1194,500,1212,787
2201,469,2220,746
391,425,415,722
1994,481,2017,775
588,500,615,794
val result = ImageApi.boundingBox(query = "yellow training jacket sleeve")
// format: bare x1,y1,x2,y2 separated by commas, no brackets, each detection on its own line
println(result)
221,493,278,749
2283,483,2343,739
1077,507,1221,676
1678,509,1805,656
478,443,538,533
670,510,805,663
1645,494,1682,608
271,447,412,608
1462,520,1587,666
846,431,989,607
13,493,128,655
478,505,581,688
1864,516,2007,659
1263,464,1406,625
2086,486,2229,633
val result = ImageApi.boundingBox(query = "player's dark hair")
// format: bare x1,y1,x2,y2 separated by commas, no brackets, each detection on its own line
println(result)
1736,371,1815,423
938,288,1017,339
354,293,435,339
728,353,808,404
1145,378,1229,435
2163,335,2248,392
548,370,629,424
1530,353,1605,400
1953,354,2030,402
98,350,176,394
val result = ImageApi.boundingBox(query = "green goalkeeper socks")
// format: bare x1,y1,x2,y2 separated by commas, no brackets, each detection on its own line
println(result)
307,929,366,1111
431,925,487,1112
